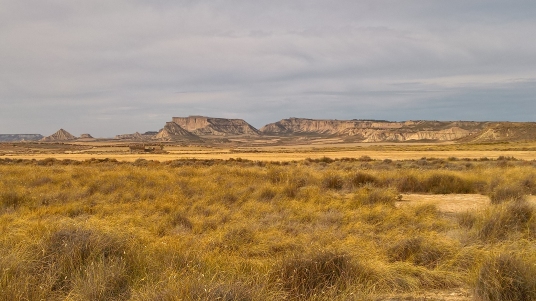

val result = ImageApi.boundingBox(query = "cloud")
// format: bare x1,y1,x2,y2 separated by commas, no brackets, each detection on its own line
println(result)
1,1,535,136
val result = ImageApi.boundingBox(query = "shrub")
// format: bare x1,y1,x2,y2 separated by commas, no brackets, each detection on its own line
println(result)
478,200,534,241
322,173,344,190
258,187,277,202
354,187,399,206
0,191,28,209
349,171,378,187
387,236,454,268
170,213,193,230
222,228,255,251
277,251,352,299
422,173,473,194
396,175,423,193
39,227,131,297
489,185,526,204
475,253,536,301
457,211,477,229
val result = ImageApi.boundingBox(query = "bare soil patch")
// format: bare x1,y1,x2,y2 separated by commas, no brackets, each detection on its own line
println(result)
397,194,536,213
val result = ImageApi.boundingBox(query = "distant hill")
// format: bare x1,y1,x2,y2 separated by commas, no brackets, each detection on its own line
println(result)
154,122,200,141
172,116,260,136
459,122,536,143
0,134,44,142
260,118,536,142
41,129,76,142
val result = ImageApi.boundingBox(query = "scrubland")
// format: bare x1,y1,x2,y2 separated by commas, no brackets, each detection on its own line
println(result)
1,156,535,300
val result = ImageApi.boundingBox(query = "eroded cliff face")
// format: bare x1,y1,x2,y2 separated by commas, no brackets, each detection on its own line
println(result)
172,116,260,136
459,123,536,143
154,122,199,141
261,118,487,142
41,129,76,141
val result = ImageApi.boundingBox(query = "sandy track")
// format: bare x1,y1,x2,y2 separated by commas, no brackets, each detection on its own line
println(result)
397,194,536,213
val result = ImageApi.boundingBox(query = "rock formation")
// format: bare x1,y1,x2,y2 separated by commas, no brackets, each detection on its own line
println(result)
0,134,44,142
115,132,157,141
154,122,200,141
41,129,76,141
459,123,536,143
260,118,490,142
172,116,260,136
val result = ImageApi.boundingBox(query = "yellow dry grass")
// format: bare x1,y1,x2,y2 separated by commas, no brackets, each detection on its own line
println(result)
1,156,536,300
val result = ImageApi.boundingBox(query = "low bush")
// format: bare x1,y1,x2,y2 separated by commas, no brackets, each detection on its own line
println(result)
489,184,526,204
387,236,455,269
348,171,378,187
353,187,399,206
477,200,534,241
422,173,473,194
322,173,344,190
396,175,423,193
475,253,536,301
0,191,28,209
277,251,352,299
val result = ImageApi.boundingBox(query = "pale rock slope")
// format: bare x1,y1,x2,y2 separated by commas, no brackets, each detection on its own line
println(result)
172,116,260,136
154,122,200,141
41,129,77,141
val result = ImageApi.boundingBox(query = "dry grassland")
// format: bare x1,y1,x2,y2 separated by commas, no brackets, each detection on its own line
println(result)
1,155,536,300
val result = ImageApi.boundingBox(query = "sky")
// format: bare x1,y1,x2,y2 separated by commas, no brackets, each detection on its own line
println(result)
1,0,535,137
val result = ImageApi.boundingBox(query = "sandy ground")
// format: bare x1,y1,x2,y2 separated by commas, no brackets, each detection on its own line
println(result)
397,194,536,213
2,150,536,162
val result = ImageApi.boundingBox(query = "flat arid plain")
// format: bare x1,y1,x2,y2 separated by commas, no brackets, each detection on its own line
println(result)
2,137,536,301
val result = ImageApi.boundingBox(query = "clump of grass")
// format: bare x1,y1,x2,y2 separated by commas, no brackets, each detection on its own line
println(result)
387,236,455,268
396,174,423,193
489,184,526,204
349,171,378,187
0,191,29,209
222,227,256,251
422,173,473,194
38,226,132,298
322,173,344,190
258,187,277,202
276,251,352,299
477,200,534,241
475,253,536,301
353,187,400,206
457,211,478,229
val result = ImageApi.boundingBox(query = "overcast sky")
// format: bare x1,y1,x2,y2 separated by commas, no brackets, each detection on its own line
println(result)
1,1,535,137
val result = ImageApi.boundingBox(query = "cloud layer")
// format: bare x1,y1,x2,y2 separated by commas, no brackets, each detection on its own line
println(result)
1,1,535,136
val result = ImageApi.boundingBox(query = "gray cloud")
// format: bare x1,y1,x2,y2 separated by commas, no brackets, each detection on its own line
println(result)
1,0,535,137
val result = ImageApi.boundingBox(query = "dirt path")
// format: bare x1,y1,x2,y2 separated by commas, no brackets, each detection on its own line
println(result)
397,194,536,213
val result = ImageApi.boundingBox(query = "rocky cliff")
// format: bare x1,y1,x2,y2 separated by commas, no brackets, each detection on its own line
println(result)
172,116,260,136
261,118,490,142
154,122,200,141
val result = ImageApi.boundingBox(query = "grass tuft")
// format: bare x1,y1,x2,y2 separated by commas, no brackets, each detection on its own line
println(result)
489,184,526,204
475,253,536,301
277,251,352,299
